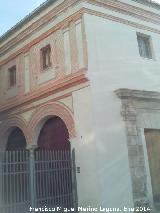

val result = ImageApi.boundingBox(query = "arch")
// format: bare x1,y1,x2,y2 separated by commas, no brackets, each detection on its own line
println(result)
28,102,76,145
1,122,28,206
0,116,29,150
6,127,27,150
37,116,70,150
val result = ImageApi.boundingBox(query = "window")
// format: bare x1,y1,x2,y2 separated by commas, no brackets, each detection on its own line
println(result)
137,33,152,59
8,65,16,88
41,45,51,70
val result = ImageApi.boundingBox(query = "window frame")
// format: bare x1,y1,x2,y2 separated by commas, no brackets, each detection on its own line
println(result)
40,44,52,71
137,33,153,59
8,65,17,88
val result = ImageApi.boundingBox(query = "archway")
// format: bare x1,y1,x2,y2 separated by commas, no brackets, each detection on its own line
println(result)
3,127,28,209
28,102,76,146
35,116,73,207
37,116,70,150
6,127,27,150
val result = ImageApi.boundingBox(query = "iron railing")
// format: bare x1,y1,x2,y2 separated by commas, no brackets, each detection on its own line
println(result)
0,149,78,213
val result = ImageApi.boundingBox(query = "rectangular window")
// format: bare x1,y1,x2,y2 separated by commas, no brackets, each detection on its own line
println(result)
41,45,51,70
137,33,152,59
8,65,16,88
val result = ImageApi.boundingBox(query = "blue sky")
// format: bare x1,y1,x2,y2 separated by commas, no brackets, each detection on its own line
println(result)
0,0,46,36
0,0,160,36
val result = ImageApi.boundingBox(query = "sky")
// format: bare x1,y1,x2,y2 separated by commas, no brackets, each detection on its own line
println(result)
0,0,160,36
0,0,46,36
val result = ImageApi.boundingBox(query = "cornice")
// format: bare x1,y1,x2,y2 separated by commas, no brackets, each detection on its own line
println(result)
1,0,159,44
0,0,82,57
0,10,83,67
1,0,160,53
0,70,89,113
0,0,160,64
115,88,160,101
84,8,160,34
87,0,160,25
132,0,160,10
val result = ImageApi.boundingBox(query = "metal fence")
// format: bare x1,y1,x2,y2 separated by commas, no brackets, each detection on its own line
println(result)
0,149,78,213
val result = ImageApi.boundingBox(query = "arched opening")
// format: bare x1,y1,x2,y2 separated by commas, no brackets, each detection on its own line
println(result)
37,116,70,150
3,127,28,209
35,116,72,207
0,117,77,211
6,127,27,150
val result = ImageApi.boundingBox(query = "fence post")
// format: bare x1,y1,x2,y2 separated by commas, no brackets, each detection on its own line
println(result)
0,152,3,211
28,146,37,210
72,149,78,212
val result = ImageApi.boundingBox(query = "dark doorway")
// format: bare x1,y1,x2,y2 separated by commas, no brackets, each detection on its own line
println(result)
35,116,73,208
37,116,70,150
0,122,77,212
6,127,26,150
3,127,28,211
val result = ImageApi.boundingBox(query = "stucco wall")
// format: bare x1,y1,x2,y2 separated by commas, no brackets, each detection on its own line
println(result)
72,86,100,207
82,10,160,209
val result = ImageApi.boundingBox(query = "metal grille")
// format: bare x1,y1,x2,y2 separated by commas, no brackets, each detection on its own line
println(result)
0,149,78,213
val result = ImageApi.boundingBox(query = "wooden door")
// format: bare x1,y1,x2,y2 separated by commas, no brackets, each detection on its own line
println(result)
145,129,160,207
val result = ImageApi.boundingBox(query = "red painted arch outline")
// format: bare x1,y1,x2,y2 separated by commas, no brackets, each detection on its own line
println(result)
28,102,76,142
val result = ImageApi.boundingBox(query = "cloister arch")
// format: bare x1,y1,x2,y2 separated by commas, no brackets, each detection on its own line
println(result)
6,127,27,150
0,116,29,151
0,117,28,206
28,103,75,206
28,102,76,146
37,116,70,150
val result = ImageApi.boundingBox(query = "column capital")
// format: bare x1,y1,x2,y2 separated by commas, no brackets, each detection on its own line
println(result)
26,144,38,150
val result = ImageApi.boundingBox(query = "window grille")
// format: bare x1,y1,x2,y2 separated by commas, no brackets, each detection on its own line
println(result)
41,45,51,70
137,34,152,59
